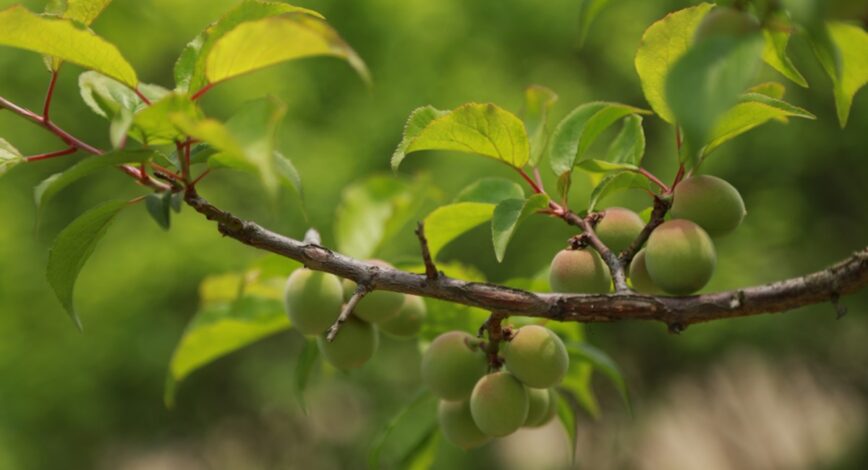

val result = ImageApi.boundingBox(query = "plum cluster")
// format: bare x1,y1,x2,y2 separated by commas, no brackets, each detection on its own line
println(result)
422,325,569,449
283,260,427,369
551,175,745,295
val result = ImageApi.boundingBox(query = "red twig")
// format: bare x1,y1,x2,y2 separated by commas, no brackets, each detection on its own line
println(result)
515,167,544,194
25,146,76,162
633,167,669,192
190,169,212,187
191,83,215,101
42,71,59,120
134,88,151,106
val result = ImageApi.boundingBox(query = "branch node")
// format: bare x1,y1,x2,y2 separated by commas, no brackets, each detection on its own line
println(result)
326,285,369,342
415,221,439,281
303,228,322,245
668,322,686,335
479,312,508,371
831,292,848,320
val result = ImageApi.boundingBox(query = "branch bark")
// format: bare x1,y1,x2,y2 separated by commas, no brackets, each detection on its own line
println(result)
184,188,868,330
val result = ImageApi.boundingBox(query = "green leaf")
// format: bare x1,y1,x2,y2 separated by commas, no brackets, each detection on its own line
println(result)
635,3,715,123
666,34,765,165
404,430,440,470
554,390,578,464
145,193,171,230
205,12,369,88
548,101,648,177
568,342,631,414
46,199,129,329
368,389,438,470
392,103,530,170
703,92,816,157
275,151,303,198
79,72,169,147
424,202,497,259
491,194,549,262
454,177,524,204
43,0,114,70
0,138,24,177
577,0,612,46
565,363,600,418
34,149,154,212
821,23,868,128
575,114,647,173
174,0,323,93
522,85,558,166
762,26,808,88
0,5,137,87
293,337,319,413
133,93,203,145
588,171,650,212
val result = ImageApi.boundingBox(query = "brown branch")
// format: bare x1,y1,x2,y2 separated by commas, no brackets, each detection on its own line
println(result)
326,285,368,342
561,211,630,292
478,312,510,371
619,195,672,267
415,221,439,281
184,188,868,330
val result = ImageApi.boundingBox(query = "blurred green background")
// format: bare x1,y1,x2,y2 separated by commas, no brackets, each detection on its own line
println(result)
1,0,866,468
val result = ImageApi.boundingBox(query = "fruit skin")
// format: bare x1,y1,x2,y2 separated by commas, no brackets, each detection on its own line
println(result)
343,260,405,323
645,219,717,295
694,7,760,42
378,295,426,338
470,372,529,437
671,175,746,237
549,249,611,294
283,269,344,335
525,388,557,427
421,331,488,401
502,325,569,389
438,400,491,450
316,316,379,369
595,207,645,254
629,249,662,294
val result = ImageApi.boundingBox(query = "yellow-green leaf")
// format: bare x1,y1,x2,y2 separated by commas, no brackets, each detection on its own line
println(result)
424,202,497,259
823,22,868,128
762,27,808,88
44,0,114,70
0,137,24,177
132,93,202,145
522,85,558,167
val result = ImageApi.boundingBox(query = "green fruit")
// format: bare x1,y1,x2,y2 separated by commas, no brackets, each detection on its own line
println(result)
629,249,662,294
524,388,552,427
694,7,760,42
470,372,529,437
645,219,717,295
421,331,488,401
379,295,427,338
595,207,644,254
502,325,569,388
671,175,746,237
283,269,343,335
343,260,405,323
549,249,611,294
438,400,491,450
316,316,378,369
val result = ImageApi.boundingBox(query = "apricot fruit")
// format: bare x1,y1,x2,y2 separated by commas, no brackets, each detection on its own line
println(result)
645,219,717,295
629,249,662,294
378,295,427,338
549,249,611,294
470,372,529,437
595,207,644,254
524,387,554,427
502,325,569,388
283,268,343,335
671,175,746,237
316,316,378,369
694,7,760,42
421,331,488,401
438,400,491,449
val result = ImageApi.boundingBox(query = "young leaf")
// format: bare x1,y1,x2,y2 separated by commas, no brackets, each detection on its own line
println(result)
392,103,530,170
46,199,129,329
522,85,558,167
548,102,648,177
145,193,171,230
554,390,579,464
293,337,319,413
577,114,646,173
174,0,323,93
820,23,868,128
635,3,714,123
0,5,137,87
205,13,370,87
0,138,24,177
588,171,650,212
133,93,203,145
43,0,114,70
368,389,438,470
454,177,525,204
762,27,808,88
577,0,613,46
274,151,303,198
491,194,549,262
568,342,631,414
79,71,169,120
423,202,497,259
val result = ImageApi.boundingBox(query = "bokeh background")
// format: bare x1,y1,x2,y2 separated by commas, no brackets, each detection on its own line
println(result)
1,0,867,468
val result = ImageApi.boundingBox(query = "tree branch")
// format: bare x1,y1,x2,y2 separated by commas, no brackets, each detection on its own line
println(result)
184,188,868,330
561,211,630,292
326,285,368,342
415,221,439,281
619,195,671,267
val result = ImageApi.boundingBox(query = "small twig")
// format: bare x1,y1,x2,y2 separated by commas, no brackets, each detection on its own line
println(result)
191,83,215,101
479,312,509,371
25,146,76,162
42,71,59,121
632,167,670,192
562,211,630,292
326,285,369,342
134,88,152,106
619,195,672,266
831,292,848,319
515,166,545,194
415,221,439,281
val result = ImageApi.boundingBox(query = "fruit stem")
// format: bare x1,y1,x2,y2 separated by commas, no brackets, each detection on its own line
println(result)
479,312,509,371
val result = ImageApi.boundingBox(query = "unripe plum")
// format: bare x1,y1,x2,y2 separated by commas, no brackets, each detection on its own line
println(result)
316,316,378,369
502,325,569,389
549,249,611,294
694,7,760,42
379,295,427,338
342,260,405,323
524,387,555,427
438,400,491,450
421,331,488,400
595,207,644,254
284,268,343,335
671,175,746,237
645,219,717,295
629,249,662,294
470,372,529,437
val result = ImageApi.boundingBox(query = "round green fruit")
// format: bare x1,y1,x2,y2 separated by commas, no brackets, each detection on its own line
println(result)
421,331,488,401
549,249,611,294
283,269,343,335
524,388,554,427
645,219,717,295
629,249,662,294
502,325,569,388
316,316,379,369
596,207,644,254
470,372,529,437
671,175,746,237
694,7,760,42
379,295,427,338
343,261,406,323
438,400,491,450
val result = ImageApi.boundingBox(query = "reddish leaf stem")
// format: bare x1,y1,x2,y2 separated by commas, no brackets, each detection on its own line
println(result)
42,71,59,120
134,88,151,106
25,146,77,162
191,83,215,101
